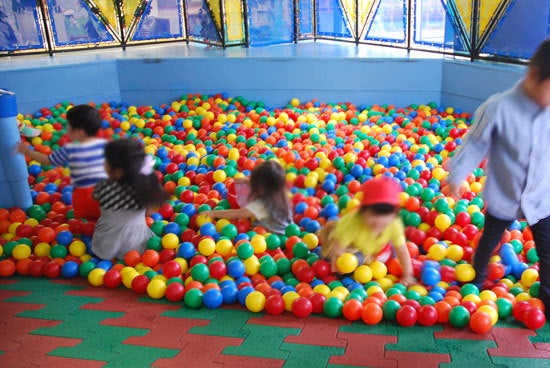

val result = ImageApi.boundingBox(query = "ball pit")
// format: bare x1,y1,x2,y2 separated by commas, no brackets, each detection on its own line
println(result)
0,94,546,333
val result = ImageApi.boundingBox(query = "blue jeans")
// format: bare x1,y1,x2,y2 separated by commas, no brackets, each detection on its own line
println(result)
473,212,550,317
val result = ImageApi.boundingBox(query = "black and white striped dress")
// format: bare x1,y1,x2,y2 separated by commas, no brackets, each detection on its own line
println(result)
91,180,153,259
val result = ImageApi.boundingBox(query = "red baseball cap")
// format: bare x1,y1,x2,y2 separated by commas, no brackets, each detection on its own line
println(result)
361,177,401,207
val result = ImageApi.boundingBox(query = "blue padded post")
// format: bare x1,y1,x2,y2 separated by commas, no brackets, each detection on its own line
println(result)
0,89,32,210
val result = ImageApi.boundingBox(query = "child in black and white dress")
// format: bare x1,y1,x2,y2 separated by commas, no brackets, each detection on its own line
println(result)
91,139,168,259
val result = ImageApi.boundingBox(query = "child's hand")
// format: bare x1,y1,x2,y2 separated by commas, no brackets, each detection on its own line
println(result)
16,141,30,155
448,181,469,201
201,211,216,220
233,177,249,185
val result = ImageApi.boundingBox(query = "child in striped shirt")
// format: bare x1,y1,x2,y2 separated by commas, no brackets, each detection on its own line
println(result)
18,104,107,221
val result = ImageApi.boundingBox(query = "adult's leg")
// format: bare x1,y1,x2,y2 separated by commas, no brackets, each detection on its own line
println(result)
472,212,513,285
529,215,550,318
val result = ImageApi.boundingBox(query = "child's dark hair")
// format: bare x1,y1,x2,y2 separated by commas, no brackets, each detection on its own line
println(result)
104,139,168,207
66,105,101,136
249,160,292,223
531,38,550,83
360,203,398,215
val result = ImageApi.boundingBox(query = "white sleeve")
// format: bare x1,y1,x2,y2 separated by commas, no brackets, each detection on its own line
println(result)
245,200,269,220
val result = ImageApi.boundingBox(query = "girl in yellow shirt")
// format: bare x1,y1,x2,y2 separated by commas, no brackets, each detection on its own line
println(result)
318,177,415,285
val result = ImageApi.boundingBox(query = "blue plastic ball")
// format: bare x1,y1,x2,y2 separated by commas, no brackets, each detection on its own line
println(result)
177,242,196,259
61,261,79,278
203,288,224,309
55,230,73,246
227,260,245,278
237,286,255,305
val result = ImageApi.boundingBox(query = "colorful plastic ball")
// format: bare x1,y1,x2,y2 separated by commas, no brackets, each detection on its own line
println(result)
353,265,373,284
434,214,452,231
221,284,239,304
68,240,86,257
184,288,204,309
343,299,363,321
61,261,79,278
203,288,224,309
512,301,532,322
198,237,216,256
131,274,150,294
103,269,122,288
221,224,238,239
49,244,68,259
362,303,384,325
190,263,210,282
12,244,31,260
523,309,546,330
417,305,439,326
265,295,285,315
43,261,62,278
161,233,180,250
396,305,417,327
455,264,476,283
88,268,106,287
370,261,388,279
381,299,401,321
245,291,266,313
282,291,300,311
449,305,470,328
323,297,344,318
162,260,182,278
236,242,254,259
142,249,160,267
79,261,96,278
292,296,313,318
521,268,539,287
227,260,246,278
336,253,358,274
469,311,492,334
421,267,441,286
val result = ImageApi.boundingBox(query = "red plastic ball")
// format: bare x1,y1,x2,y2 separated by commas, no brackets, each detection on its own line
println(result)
308,293,326,314
362,303,384,325
295,266,315,283
158,203,175,219
292,296,313,318
417,305,438,326
343,299,363,321
131,275,150,294
396,305,417,327
43,261,61,278
165,282,185,302
312,260,331,279
265,295,285,315
102,269,122,288
513,301,533,322
0,259,16,277
163,260,182,279
209,260,227,279
523,309,546,330
29,260,46,277
470,311,492,334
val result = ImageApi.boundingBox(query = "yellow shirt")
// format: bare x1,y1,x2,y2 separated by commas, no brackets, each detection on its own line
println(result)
323,211,406,257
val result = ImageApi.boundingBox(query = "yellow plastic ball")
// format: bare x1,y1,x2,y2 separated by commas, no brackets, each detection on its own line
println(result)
370,261,388,279
455,263,476,282
377,277,394,291
446,244,464,262
515,292,531,302
462,294,481,304
33,242,51,257
198,238,216,256
12,244,31,260
303,233,319,249
213,170,227,183
161,233,180,250
353,265,373,284
408,285,428,297
521,268,539,287
244,255,260,275
245,291,266,313
88,268,106,287
147,279,167,299
434,214,452,231
290,98,300,107
250,235,267,253
366,285,384,295
427,243,447,261
336,253,359,274
69,240,87,257
313,284,331,296
479,290,497,302
333,286,350,298
215,239,234,256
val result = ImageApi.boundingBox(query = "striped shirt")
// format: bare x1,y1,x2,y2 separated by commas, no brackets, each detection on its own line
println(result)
49,138,107,188
93,180,144,210
447,80,550,225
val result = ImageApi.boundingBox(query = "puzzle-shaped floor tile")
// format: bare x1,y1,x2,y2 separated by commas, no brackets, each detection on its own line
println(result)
330,331,398,367
188,309,253,338
434,324,493,340
338,320,399,336
280,342,345,368
1,334,103,368
386,325,447,354
123,316,210,349
529,323,550,344
385,350,451,368
488,327,550,359
152,334,241,368
247,313,306,329
96,301,180,329
214,354,285,368
437,339,501,368
223,324,301,359
284,316,350,347
490,356,550,368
